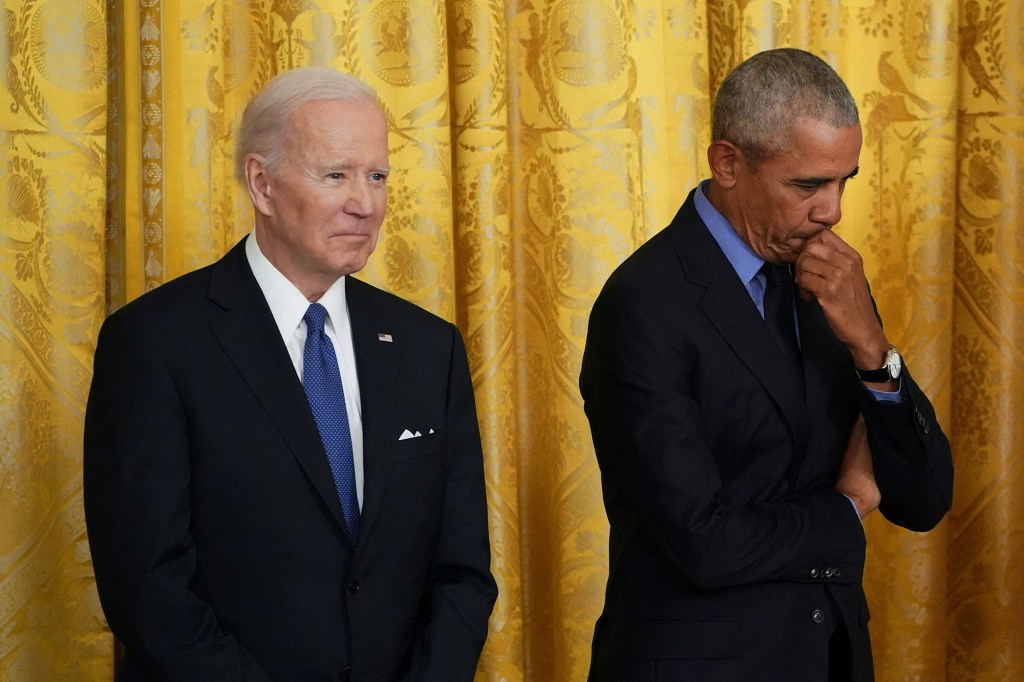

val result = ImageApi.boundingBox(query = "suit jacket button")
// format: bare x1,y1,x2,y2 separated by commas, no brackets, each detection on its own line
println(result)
824,567,834,578
811,608,825,624
347,579,360,594
834,567,841,577
810,568,819,578
340,666,352,680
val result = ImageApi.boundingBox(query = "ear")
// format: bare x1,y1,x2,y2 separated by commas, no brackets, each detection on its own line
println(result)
245,154,273,216
707,140,741,190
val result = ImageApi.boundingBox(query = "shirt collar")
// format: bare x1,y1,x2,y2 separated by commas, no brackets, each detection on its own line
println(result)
693,179,764,286
245,231,348,337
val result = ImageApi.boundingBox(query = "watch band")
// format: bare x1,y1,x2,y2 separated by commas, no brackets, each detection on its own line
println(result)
854,366,892,382
854,346,902,382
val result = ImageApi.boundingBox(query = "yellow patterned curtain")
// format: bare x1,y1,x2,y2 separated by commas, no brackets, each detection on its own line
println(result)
1,1,1021,680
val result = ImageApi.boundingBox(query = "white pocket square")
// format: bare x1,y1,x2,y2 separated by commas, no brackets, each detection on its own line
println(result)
398,429,422,440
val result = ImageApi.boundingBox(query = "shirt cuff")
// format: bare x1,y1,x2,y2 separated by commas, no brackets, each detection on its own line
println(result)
844,494,862,521
867,378,902,403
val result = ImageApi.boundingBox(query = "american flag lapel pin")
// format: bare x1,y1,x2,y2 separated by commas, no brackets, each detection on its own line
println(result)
377,332,393,342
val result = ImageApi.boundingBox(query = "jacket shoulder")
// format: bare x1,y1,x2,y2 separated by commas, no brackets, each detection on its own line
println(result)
97,241,253,343
347,277,456,336
103,263,218,330
600,196,702,297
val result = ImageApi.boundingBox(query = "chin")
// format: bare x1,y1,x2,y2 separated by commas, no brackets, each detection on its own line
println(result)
770,250,799,265
337,256,372,277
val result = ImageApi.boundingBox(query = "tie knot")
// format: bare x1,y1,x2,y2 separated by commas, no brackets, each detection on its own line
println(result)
304,303,328,334
760,262,790,285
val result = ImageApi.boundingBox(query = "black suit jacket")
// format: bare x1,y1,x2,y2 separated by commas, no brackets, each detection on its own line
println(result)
84,238,497,681
580,191,953,681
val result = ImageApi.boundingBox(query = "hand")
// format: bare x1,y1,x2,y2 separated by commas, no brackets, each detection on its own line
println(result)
835,415,880,520
794,230,890,371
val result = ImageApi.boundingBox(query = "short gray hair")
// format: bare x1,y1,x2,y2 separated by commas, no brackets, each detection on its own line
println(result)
711,48,859,168
234,67,381,183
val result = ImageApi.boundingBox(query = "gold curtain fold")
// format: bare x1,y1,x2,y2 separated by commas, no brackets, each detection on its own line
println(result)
1,1,1021,680
0,0,111,677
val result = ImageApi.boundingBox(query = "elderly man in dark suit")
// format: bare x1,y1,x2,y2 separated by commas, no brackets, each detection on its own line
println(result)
84,67,497,681
581,48,953,681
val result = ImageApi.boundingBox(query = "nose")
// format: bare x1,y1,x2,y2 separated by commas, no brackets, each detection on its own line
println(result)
344,179,374,218
810,184,843,227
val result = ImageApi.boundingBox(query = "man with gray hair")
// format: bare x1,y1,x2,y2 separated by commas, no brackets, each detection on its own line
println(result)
581,48,952,680
85,67,497,681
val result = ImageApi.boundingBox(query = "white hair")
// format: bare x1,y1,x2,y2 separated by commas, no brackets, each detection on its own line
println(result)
234,67,381,183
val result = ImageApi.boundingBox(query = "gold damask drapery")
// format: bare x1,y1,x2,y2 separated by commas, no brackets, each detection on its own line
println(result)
1,0,1020,679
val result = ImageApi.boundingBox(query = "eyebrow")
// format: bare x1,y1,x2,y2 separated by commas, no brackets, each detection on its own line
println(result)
320,161,392,174
790,166,859,186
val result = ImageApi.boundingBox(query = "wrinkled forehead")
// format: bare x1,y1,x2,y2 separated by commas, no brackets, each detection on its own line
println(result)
282,99,388,156
769,119,862,160
287,97,384,132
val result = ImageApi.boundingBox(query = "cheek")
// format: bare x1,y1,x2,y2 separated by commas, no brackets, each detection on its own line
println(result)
766,211,803,242
368,221,383,245
287,193,319,221
781,202,810,230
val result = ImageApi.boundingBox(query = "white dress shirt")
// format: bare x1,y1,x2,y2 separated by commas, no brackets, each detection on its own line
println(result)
245,232,364,508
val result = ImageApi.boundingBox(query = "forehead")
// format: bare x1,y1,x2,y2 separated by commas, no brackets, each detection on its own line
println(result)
286,98,388,154
769,119,862,172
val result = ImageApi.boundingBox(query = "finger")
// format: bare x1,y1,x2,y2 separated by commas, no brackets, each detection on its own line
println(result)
795,253,843,293
809,228,852,252
799,237,856,268
798,245,863,290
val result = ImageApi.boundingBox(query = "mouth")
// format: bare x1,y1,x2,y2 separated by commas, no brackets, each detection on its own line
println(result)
789,227,828,245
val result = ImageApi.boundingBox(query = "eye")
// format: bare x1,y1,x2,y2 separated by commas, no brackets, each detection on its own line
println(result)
326,172,344,180
370,172,388,183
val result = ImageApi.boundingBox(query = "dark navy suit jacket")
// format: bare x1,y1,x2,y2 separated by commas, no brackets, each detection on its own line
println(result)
85,239,497,681
581,191,952,681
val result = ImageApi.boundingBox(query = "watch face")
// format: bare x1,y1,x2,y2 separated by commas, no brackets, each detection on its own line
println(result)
887,350,903,380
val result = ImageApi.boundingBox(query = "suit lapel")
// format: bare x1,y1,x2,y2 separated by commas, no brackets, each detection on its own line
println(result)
668,195,810,456
206,241,349,537
346,277,403,551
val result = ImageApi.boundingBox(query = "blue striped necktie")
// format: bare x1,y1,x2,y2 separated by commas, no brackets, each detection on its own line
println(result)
302,303,360,544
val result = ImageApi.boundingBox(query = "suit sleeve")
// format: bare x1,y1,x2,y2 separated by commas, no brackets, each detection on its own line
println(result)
409,325,498,681
83,311,273,682
580,280,868,590
855,286,954,531
858,368,954,531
